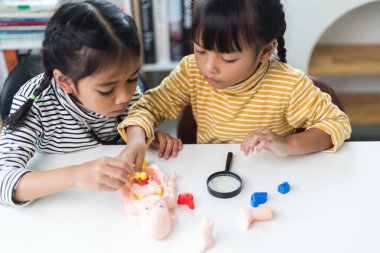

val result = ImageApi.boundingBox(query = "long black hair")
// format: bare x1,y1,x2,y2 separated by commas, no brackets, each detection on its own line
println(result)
5,0,141,130
191,0,286,62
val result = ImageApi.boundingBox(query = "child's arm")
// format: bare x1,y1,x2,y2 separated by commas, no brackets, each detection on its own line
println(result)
0,125,135,205
13,156,134,203
118,56,192,146
241,128,332,156
286,74,351,152
241,74,351,156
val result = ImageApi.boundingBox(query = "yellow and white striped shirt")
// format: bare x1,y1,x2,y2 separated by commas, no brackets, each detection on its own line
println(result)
118,55,351,151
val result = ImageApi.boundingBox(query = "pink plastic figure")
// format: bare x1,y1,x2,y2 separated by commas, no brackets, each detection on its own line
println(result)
197,219,215,253
121,164,176,240
241,205,273,229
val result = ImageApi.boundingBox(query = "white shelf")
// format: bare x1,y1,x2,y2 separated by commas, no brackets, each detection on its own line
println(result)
0,41,42,50
142,61,179,72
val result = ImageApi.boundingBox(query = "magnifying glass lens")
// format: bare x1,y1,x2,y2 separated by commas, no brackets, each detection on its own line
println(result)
207,174,241,193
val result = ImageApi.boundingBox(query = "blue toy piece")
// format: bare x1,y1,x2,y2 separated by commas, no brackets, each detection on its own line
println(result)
250,192,268,207
278,181,291,194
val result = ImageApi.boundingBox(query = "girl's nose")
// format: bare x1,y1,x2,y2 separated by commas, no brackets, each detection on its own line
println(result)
115,88,132,105
205,57,219,75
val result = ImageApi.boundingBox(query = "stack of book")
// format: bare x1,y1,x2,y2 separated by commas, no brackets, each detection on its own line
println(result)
0,0,60,86
133,0,195,71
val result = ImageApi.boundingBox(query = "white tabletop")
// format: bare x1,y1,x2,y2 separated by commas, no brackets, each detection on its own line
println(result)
1,142,379,253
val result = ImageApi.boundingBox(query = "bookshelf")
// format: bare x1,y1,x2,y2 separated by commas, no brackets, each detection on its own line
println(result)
309,44,380,76
0,0,135,87
309,44,380,126
0,1,57,87
0,0,192,88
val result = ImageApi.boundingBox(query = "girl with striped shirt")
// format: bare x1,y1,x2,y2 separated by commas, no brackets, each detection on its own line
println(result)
0,1,181,207
118,0,351,166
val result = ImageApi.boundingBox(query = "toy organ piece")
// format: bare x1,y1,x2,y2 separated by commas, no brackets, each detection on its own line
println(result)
121,164,176,240
197,219,215,253
241,205,273,229
177,192,195,209
278,181,291,194
250,192,268,208
128,171,148,185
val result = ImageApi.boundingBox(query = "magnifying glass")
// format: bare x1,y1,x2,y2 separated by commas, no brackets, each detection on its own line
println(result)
207,152,242,198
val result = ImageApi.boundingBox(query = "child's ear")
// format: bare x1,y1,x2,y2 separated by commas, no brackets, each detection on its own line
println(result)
53,69,75,94
259,39,277,63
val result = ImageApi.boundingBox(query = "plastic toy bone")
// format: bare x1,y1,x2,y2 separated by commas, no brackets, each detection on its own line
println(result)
121,164,176,240
241,205,273,229
197,219,215,253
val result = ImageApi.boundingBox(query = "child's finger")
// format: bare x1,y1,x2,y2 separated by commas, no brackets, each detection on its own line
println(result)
178,138,183,150
172,139,179,157
107,158,135,176
100,175,125,190
98,184,119,191
150,139,160,149
134,152,145,171
164,137,174,159
157,134,167,158
103,162,133,183
255,140,267,153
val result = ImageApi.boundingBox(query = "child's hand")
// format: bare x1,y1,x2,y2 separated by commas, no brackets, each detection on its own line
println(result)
117,140,146,171
241,129,290,157
71,157,135,191
151,131,183,159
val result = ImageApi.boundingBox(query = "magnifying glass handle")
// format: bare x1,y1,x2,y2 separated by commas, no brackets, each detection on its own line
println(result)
225,152,233,172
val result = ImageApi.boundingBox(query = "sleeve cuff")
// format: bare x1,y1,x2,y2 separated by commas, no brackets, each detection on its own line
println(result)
117,118,155,147
307,125,343,153
1,169,32,206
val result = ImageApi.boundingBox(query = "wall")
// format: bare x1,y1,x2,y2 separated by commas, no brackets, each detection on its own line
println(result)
282,0,379,72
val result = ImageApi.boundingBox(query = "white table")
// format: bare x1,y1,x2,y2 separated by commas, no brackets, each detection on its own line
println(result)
1,142,379,253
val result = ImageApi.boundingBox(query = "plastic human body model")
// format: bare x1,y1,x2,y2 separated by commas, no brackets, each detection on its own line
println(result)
121,164,176,240
241,205,273,229
197,219,215,253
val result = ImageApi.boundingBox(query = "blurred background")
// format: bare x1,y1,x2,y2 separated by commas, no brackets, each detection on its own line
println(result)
1,0,380,140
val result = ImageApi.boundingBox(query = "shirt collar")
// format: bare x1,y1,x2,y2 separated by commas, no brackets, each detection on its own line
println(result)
223,60,270,94
51,78,106,122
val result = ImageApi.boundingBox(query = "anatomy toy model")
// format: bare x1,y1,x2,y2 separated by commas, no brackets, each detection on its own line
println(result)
241,205,273,229
197,219,215,253
121,164,176,240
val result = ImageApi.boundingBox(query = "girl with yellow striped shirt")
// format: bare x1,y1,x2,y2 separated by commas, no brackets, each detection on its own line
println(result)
118,0,351,168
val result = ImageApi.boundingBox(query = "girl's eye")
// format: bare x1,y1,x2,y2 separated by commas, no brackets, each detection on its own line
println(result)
98,89,113,96
221,58,238,63
195,49,206,55
127,76,138,84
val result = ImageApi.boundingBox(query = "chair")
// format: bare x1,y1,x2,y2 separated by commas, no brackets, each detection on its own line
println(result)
0,55,44,120
177,77,346,144
0,56,147,121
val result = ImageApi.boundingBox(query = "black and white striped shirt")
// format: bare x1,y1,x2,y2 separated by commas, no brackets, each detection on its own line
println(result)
0,73,141,206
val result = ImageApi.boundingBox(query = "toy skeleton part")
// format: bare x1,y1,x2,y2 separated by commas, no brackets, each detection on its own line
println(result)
121,164,176,240
241,205,273,229
197,219,215,253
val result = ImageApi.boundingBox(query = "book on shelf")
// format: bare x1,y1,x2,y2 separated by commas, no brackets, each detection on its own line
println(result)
0,30,45,50
168,0,183,62
152,0,170,65
0,20,48,27
182,0,194,56
0,1,60,12
3,50,18,73
139,0,156,64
